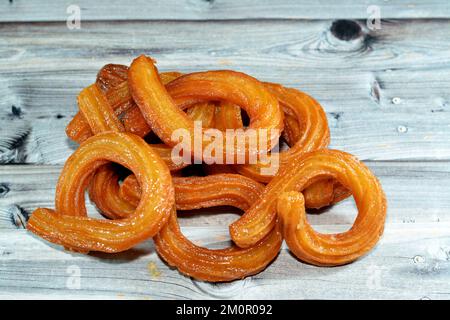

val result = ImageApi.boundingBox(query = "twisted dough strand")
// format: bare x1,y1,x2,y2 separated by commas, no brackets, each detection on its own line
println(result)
120,173,265,211
129,55,284,162
230,149,386,249
27,55,387,282
121,172,280,282
90,167,280,282
27,133,174,253
277,153,386,266
155,210,282,282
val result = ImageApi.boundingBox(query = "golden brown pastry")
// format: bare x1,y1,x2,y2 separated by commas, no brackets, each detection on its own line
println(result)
27,132,174,253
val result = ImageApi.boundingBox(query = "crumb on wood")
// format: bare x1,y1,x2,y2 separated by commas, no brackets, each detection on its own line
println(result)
147,262,161,279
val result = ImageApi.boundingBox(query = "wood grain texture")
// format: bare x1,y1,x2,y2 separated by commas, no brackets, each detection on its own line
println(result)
0,163,449,299
1,0,450,22
1,20,450,164
0,224,449,300
1,1,450,299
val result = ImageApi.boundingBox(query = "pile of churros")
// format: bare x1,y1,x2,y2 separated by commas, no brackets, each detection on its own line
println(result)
27,55,387,282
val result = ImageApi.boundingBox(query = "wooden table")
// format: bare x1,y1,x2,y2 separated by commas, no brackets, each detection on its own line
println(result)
0,1,449,300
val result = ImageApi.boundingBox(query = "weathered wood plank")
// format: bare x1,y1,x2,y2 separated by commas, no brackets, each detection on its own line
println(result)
0,162,448,230
0,222,449,299
2,20,450,73
0,8,449,300
1,0,450,22
0,20,450,163
2,111,449,164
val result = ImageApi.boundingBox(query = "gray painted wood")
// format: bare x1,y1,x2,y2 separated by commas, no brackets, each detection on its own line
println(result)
0,223,449,300
1,20,450,164
1,1,449,299
0,163,449,299
1,0,450,22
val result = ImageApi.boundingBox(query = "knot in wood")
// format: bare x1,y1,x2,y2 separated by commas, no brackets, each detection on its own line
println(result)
330,20,362,41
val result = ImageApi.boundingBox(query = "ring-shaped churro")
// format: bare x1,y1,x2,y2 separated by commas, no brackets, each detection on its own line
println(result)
66,65,215,144
90,172,264,219
27,132,174,253
28,55,387,282
235,83,330,182
123,172,280,282
89,169,279,281
129,55,284,163
155,209,282,282
230,149,386,249
209,82,350,209
276,154,386,266
78,84,125,134
88,164,135,219
120,173,265,212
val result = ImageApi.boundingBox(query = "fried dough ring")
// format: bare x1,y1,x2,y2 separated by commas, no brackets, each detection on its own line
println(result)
209,82,351,208
77,84,145,220
78,85,185,217
67,64,217,172
88,164,135,220
121,172,279,282
69,64,241,144
89,168,279,282
75,84,182,219
79,85,187,170
66,66,215,143
75,84,200,172
282,113,302,147
96,63,129,92
119,87,217,138
78,84,125,134
303,179,350,209
120,173,265,212
279,107,350,208
129,55,283,162
235,83,330,181
78,73,215,219
277,157,386,266
27,132,174,253
155,209,282,282
230,149,386,249
81,63,348,212
213,101,243,131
